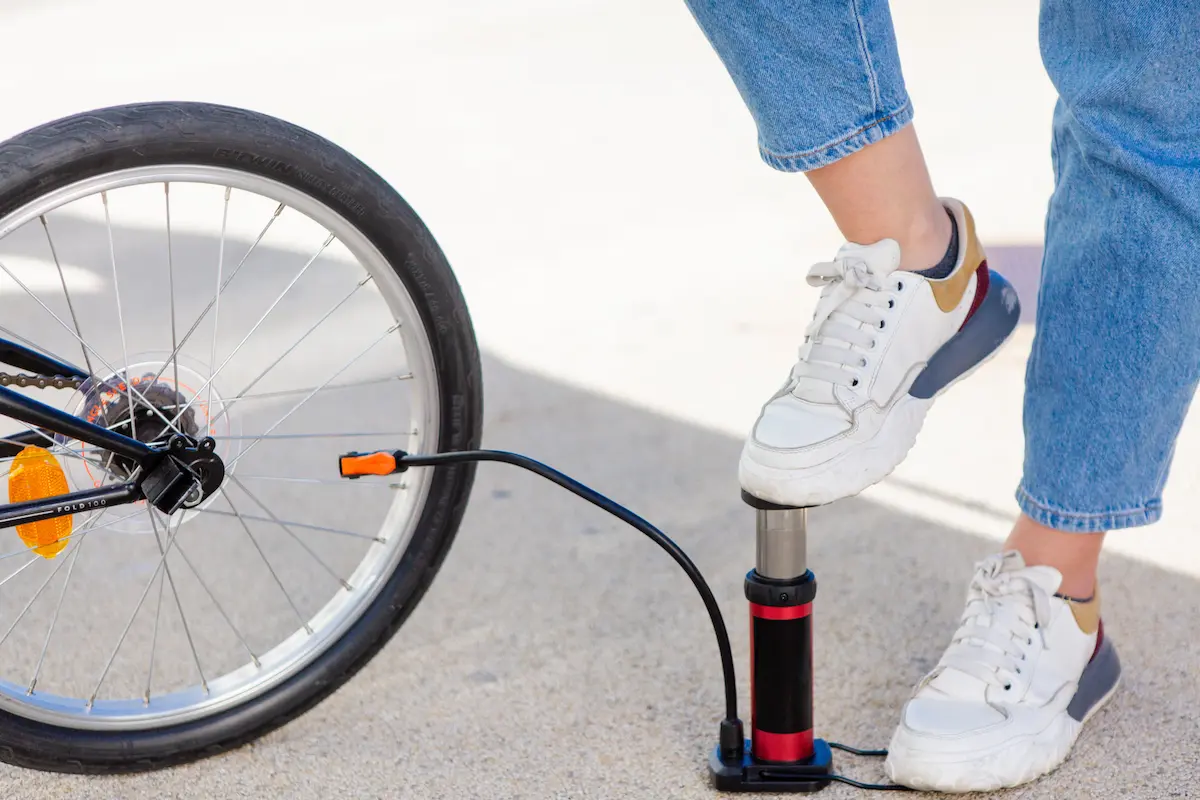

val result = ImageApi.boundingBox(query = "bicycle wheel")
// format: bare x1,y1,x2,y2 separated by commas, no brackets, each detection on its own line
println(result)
0,102,482,772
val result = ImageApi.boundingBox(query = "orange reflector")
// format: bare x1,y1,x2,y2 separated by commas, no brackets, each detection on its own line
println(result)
8,446,71,559
339,451,397,477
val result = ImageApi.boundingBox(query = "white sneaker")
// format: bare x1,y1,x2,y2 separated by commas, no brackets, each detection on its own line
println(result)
884,552,1121,793
738,199,1020,507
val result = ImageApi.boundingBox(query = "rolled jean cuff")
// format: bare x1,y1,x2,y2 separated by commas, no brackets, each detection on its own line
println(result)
758,98,913,173
1015,485,1163,533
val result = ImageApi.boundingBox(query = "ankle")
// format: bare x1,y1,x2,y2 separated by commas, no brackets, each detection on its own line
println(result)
896,203,953,271
1052,567,1098,600
1003,514,1104,598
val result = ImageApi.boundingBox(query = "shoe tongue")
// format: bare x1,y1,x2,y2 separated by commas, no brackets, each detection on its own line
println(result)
988,550,1027,575
790,239,902,407
987,551,1063,596
835,239,902,276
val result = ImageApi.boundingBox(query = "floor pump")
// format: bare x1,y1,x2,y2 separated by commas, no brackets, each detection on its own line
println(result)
707,492,835,791
342,449,903,792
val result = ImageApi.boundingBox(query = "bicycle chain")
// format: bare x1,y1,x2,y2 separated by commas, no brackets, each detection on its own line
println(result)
0,373,85,390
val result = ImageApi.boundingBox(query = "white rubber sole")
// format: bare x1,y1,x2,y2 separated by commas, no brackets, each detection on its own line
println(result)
883,678,1120,793
739,324,1015,507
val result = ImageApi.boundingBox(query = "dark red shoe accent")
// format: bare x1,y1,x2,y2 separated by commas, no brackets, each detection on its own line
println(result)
958,260,991,330
1091,618,1105,662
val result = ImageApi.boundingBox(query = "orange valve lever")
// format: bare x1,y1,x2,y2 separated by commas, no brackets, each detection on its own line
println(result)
338,450,403,478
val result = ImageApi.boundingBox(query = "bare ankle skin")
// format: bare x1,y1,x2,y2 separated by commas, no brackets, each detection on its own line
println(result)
805,124,951,270
1004,514,1105,598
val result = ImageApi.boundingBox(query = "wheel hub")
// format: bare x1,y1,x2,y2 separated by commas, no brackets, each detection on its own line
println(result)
65,356,241,533
141,434,226,514
82,374,201,480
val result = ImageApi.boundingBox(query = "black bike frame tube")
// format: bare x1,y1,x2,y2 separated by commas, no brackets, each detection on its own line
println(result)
0,482,140,530
0,384,154,465
0,338,88,380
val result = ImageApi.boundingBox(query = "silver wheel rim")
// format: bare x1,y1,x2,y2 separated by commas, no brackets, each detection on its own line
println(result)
0,165,441,730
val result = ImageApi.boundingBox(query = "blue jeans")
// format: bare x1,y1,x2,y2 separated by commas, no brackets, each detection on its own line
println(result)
685,0,1200,532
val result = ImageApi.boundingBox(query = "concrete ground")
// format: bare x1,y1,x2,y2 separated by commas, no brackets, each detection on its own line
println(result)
1,0,1198,798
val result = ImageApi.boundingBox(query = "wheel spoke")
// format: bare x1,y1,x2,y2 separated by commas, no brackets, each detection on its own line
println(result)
0,546,77,652
27,533,88,694
214,374,410,418
0,507,143,563
40,214,95,378
225,494,311,634
0,444,121,487
220,431,411,441
0,431,93,462
0,419,121,469
237,474,402,489
169,232,335,430
207,275,376,427
87,512,189,705
225,473,352,589
142,202,285,393
0,325,76,376
101,191,137,443
226,324,400,471
147,511,207,695
173,538,260,667
0,555,38,587
195,506,380,541
142,562,166,703
0,509,110,651
0,256,186,437
165,183,180,404
205,188,232,428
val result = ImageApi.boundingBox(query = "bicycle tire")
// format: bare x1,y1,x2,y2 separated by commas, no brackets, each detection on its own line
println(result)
0,102,483,773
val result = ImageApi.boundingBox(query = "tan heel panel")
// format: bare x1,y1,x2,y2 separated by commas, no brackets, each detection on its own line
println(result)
958,203,986,271
928,199,987,312
1066,587,1101,635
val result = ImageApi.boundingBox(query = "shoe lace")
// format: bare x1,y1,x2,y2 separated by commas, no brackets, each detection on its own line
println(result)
794,258,894,388
937,563,1053,691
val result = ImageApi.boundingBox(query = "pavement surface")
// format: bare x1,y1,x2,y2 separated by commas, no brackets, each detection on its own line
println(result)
1,1,1199,798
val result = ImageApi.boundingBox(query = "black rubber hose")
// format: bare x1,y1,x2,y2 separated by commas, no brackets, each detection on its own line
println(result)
395,449,740,726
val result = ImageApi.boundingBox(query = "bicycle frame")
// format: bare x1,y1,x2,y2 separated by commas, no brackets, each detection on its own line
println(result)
0,339,202,531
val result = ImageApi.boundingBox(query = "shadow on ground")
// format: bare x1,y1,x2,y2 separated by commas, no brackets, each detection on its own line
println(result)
0,352,1193,800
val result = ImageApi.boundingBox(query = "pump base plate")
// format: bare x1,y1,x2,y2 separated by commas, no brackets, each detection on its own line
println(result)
709,738,833,793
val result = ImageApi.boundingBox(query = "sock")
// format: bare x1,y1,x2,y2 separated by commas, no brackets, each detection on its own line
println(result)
913,208,958,280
